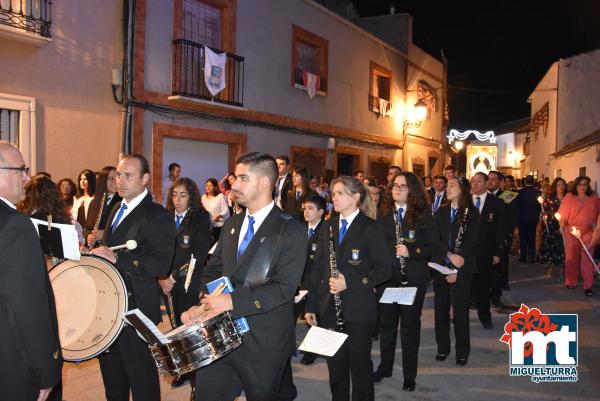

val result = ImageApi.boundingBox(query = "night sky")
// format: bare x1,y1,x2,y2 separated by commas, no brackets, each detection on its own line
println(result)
355,0,600,130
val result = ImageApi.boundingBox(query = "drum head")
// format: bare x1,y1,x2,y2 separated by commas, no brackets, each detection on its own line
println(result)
49,255,128,362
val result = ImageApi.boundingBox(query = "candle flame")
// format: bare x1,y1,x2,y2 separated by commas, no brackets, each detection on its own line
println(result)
554,212,562,221
537,196,543,204
571,226,581,238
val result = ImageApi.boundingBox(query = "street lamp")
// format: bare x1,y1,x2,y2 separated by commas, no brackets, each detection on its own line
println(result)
400,100,428,148
451,140,464,175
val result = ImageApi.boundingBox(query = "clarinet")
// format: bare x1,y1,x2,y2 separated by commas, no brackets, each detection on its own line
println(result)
447,206,470,271
394,210,408,286
329,226,345,332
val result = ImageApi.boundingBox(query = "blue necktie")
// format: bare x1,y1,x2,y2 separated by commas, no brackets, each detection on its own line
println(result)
275,177,282,199
175,214,183,229
475,196,481,211
308,227,315,240
449,207,458,246
296,191,301,202
237,215,255,260
338,219,348,245
434,195,441,213
397,208,404,226
111,203,128,231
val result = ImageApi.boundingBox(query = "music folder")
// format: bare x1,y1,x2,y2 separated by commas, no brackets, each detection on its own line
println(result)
299,326,348,357
123,309,171,345
379,287,417,305
30,218,80,260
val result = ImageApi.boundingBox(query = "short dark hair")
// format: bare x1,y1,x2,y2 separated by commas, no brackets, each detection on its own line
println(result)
123,154,150,177
355,170,365,175
237,152,278,189
489,170,503,181
389,166,402,174
524,175,535,185
473,172,488,181
445,165,455,171
102,166,116,173
434,175,448,183
304,193,326,211
505,175,515,182
168,163,181,172
275,155,290,165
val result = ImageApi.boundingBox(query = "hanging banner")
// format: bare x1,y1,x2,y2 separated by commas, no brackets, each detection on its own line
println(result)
302,71,320,98
204,46,227,97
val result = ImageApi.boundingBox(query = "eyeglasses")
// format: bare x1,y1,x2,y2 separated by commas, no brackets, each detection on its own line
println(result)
392,183,409,192
0,166,29,176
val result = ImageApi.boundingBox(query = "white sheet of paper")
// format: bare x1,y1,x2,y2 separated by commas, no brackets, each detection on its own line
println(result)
123,308,171,344
184,255,196,293
208,241,218,255
294,290,308,304
379,287,417,305
30,218,81,260
428,262,457,275
299,326,348,357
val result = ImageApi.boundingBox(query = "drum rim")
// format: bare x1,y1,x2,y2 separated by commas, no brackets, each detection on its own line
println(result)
49,254,129,362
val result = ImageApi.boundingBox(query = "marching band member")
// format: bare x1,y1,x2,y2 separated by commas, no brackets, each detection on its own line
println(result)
305,176,391,401
285,167,315,222
92,154,175,401
373,172,439,391
431,176,479,366
182,152,306,401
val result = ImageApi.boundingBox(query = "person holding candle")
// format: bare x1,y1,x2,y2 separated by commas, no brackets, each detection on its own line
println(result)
539,178,567,279
557,176,600,296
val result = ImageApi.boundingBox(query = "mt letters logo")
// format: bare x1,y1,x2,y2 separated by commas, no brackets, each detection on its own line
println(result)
499,304,578,383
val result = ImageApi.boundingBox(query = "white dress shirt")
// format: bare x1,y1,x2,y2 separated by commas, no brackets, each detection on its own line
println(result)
0,196,16,209
111,188,148,229
339,208,360,231
472,191,488,213
237,201,276,249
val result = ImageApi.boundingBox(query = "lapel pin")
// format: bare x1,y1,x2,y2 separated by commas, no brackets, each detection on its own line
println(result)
260,236,266,243
231,228,235,235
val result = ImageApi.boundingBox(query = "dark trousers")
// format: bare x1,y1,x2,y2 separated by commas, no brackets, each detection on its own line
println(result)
98,326,160,401
433,271,473,360
519,223,537,261
278,299,306,401
195,347,286,401
474,258,493,324
322,307,375,401
376,283,427,381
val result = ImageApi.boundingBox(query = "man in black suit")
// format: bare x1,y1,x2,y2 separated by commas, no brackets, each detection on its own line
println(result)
182,152,306,401
431,176,447,215
0,141,62,401
86,166,122,246
470,172,506,329
517,175,541,263
92,154,175,401
274,155,293,211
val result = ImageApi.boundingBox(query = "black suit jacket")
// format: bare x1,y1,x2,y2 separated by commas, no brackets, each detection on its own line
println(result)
517,186,542,225
102,192,176,324
306,212,392,323
302,220,323,290
276,174,293,211
431,191,447,215
0,201,62,398
378,209,439,287
494,189,519,237
202,204,307,364
431,204,480,275
474,193,507,268
84,193,122,237
284,189,317,222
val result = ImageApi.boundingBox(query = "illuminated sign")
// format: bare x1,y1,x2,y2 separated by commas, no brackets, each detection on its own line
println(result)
447,129,497,144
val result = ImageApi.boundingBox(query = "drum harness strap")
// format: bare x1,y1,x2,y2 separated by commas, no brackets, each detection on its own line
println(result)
243,214,292,288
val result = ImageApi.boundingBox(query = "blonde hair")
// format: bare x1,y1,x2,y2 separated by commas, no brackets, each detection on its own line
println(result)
330,176,376,218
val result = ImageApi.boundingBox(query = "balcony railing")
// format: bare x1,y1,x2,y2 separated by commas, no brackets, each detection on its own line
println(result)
172,39,244,107
294,68,328,93
0,0,52,38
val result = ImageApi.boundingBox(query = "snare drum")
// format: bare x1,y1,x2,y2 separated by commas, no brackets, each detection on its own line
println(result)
48,255,128,362
150,312,244,377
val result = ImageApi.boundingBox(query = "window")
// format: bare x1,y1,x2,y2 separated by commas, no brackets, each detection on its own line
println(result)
412,164,425,178
556,169,562,178
291,146,326,178
369,61,392,115
0,108,20,146
182,0,222,48
428,156,437,176
291,25,329,94
369,157,390,186
579,167,586,177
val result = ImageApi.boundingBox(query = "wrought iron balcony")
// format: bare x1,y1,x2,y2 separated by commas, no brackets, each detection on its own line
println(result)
0,0,52,38
294,68,328,93
172,39,244,107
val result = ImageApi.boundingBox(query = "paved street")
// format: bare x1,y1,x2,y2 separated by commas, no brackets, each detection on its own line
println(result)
62,257,600,401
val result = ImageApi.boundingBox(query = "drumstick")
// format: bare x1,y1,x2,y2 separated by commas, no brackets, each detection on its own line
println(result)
195,282,227,315
109,240,137,251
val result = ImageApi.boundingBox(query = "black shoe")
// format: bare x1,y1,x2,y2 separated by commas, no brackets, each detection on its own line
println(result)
402,380,416,392
482,321,494,330
373,370,391,383
502,285,511,291
584,289,593,296
300,352,317,365
435,353,448,361
492,299,504,308
456,358,468,366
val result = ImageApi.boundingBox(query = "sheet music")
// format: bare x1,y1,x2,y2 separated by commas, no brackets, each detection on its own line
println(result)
294,290,308,304
299,326,348,357
184,255,196,293
123,309,171,345
428,262,457,275
30,218,81,260
379,287,417,305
